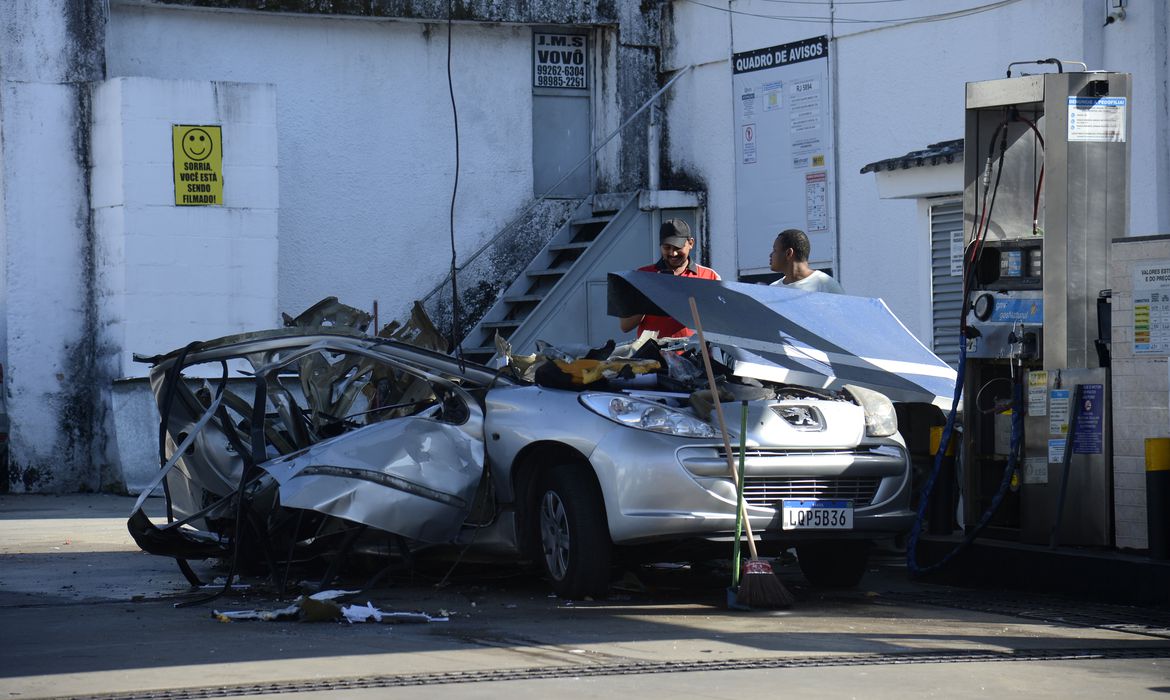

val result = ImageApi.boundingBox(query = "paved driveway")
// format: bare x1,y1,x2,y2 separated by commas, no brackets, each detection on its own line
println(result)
1,494,1167,699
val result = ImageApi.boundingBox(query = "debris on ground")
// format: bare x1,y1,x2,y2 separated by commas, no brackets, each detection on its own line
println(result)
213,589,447,624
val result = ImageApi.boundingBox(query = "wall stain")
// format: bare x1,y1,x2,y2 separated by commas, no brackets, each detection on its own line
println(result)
424,199,578,345
9,1,112,492
658,102,711,264
63,0,107,82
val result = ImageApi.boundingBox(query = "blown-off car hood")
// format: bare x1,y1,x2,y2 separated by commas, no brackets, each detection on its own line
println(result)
607,271,956,407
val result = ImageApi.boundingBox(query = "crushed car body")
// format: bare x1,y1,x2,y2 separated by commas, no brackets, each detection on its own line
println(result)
130,277,956,598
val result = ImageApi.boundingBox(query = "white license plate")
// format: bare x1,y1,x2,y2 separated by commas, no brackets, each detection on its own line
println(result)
781,499,853,530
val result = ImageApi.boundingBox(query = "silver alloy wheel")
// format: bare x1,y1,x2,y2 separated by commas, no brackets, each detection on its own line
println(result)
540,489,571,580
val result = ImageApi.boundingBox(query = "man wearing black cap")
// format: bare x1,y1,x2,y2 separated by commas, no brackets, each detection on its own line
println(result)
619,218,720,339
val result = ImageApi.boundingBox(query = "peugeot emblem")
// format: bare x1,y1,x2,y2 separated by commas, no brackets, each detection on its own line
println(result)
774,405,825,431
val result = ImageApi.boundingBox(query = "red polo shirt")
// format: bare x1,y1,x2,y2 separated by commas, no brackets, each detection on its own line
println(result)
634,258,720,339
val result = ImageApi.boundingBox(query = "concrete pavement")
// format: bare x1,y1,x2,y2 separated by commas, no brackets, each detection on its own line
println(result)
1,494,1168,699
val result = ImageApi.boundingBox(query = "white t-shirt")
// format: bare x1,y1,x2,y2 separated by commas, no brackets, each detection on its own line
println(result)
770,269,845,294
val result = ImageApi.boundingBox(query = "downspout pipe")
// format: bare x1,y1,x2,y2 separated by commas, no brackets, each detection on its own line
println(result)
648,102,661,192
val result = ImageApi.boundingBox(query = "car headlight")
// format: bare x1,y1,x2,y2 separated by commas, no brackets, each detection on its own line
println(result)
580,393,719,438
843,384,898,437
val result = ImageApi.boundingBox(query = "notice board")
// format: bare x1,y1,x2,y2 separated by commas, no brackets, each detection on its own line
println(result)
732,36,835,277
1133,259,1170,355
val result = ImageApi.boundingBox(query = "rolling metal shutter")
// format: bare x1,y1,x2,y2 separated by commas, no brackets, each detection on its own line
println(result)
930,200,964,369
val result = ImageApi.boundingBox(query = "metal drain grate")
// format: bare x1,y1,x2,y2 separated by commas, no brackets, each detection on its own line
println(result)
58,646,1170,700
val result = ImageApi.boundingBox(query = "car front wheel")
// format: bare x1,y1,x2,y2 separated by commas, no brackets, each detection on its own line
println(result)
796,540,871,588
533,467,612,599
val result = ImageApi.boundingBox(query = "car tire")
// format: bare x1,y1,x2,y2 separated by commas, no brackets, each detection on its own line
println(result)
796,540,871,588
533,467,612,599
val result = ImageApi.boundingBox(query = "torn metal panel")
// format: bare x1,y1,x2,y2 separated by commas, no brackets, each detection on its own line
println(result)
381,301,449,353
145,369,248,531
129,316,505,563
261,390,485,545
282,296,372,331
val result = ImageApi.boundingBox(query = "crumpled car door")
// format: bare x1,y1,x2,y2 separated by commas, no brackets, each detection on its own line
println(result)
260,383,485,544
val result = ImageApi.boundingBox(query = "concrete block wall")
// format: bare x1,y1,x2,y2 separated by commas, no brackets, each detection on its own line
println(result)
90,77,278,491
1110,234,1170,550
90,77,279,378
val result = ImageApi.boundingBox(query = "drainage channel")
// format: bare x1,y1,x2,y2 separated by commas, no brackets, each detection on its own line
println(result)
877,591,1170,640
60,646,1170,700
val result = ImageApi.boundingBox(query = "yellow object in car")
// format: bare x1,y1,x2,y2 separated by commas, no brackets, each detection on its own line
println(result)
552,358,660,385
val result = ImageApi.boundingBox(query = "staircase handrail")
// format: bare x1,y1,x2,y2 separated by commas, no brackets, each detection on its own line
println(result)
421,63,696,304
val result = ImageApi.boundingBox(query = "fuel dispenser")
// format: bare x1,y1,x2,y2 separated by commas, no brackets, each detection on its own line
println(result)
961,69,1130,546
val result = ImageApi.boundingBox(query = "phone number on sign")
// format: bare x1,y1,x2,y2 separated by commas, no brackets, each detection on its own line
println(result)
537,77,586,88
536,65,586,88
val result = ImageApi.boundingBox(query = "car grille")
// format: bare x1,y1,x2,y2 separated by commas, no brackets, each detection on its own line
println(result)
716,448,861,459
740,476,881,509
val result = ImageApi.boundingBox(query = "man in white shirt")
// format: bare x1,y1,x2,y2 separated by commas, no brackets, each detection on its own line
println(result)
768,228,845,294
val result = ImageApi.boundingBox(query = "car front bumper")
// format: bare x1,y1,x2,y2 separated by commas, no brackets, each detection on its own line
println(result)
588,430,914,545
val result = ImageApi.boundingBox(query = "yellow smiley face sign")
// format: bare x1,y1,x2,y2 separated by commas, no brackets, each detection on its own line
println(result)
172,125,223,206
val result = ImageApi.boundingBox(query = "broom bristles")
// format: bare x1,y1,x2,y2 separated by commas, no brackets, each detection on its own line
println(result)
736,558,794,609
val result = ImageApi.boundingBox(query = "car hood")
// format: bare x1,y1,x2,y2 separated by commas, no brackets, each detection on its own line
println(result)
607,270,957,407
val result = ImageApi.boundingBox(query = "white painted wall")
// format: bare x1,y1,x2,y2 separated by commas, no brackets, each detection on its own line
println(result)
1103,0,1170,236
664,0,1169,344
0,82,95,489
90,76,280,490
91,77,279,377
660,1,733,267
1,0,106,490
105,4,537,325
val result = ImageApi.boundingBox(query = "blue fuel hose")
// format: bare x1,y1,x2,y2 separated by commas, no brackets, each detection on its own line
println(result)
906,334,1024,575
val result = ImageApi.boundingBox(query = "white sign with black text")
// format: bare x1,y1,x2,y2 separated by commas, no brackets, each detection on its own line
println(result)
732,36,835,276
533,33,587,90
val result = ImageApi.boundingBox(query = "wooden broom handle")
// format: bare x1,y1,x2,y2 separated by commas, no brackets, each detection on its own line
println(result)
688,297,760,560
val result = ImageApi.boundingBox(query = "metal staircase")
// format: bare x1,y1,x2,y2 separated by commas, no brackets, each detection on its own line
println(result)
460,192,647,363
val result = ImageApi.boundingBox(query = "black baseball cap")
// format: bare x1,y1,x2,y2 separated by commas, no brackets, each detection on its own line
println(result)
660,219,693,248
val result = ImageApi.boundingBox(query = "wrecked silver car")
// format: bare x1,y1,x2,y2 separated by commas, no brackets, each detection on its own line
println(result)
129,275,955,599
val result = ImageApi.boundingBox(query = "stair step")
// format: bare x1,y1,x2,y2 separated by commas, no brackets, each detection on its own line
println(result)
549,241,591,253
461,346,496,357
481,320,521,330
527,268,568,278
572,216,613,226
504,293,544,304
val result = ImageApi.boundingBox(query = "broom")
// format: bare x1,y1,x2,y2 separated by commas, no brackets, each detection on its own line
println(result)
688,297,794,610
725,399,751,611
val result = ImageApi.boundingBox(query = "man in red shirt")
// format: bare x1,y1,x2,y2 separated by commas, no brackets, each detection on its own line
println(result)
619,218,720,339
